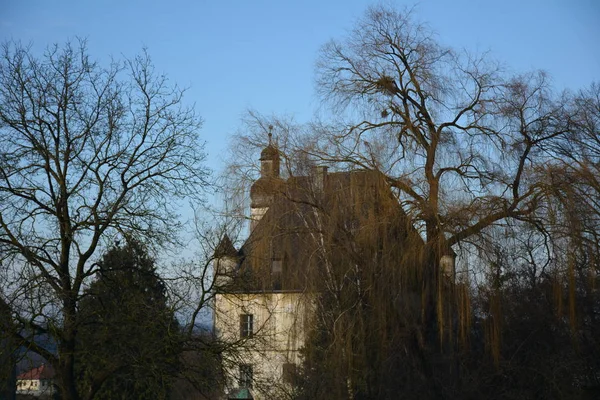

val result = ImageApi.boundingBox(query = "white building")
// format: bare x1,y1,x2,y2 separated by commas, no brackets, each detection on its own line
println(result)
214,138,424,399
16,364,56,397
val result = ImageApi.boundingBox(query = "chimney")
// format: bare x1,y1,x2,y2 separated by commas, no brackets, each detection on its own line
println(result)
313,166,328,192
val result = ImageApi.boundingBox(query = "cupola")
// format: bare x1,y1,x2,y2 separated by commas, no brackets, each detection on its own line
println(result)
259,129,280,179
249,127,284,231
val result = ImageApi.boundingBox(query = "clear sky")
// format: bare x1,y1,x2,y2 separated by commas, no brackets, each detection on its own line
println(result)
2,0,598,176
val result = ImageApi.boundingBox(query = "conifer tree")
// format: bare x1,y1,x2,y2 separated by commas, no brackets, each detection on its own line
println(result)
76,239,180,399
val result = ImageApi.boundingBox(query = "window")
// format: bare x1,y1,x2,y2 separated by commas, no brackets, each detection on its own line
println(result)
282,363,297,384
272,258,282,290
240,314,253,338
239,364,253,388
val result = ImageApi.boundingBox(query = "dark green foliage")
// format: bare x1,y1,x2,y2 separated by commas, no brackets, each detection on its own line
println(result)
0,299,16,400
76,239,180,399
169,341,224,400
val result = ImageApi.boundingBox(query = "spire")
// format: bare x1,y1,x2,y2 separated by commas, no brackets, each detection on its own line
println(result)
268,125,273,145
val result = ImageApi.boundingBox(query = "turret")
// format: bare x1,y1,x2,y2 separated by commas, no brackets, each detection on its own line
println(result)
259,142,280,178
213,234,238,289
249,128,284,232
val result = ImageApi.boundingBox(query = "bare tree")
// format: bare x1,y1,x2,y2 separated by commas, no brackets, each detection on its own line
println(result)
0,40,208,400
309,5,579,345
316,5,577,246
549,83,600,253
219,5,600,398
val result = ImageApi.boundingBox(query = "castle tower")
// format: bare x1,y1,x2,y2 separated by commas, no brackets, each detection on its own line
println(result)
213,234,238,288
249,129,284,232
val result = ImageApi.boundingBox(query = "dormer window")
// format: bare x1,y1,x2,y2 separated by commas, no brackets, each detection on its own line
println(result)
272,258,282,290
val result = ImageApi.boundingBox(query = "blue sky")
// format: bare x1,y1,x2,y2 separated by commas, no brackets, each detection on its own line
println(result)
2,0,598,176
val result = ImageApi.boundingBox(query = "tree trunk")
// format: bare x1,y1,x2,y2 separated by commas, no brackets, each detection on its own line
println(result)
58,341,79,400
58,295,80,400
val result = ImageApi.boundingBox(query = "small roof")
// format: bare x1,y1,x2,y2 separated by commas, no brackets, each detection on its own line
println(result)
214,234,238,258
17,364,55,380
260,144,278,161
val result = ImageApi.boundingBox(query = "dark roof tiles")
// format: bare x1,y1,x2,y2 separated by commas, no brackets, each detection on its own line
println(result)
235,169,421,292
214,234,238,258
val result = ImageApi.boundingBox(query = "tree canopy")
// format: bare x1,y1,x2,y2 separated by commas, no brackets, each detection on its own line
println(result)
0,39,208,400
77,239,180,399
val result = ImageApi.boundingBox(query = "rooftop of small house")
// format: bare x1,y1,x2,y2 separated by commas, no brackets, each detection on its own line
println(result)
17,364,55,380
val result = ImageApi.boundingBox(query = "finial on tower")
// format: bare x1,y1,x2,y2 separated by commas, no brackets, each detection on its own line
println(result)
268,125,273,145
258,125,280,177
250,124,283,231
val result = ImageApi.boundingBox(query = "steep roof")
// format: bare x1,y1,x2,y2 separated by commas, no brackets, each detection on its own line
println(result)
249,175,285,208
214,234,238,258
17,364,55,380
235,169,424,292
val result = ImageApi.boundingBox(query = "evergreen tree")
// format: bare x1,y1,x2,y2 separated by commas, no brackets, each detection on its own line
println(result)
76,239,180,399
